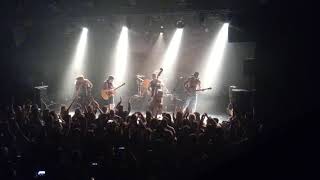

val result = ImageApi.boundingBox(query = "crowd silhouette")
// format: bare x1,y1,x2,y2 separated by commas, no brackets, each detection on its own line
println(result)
0,98,258,179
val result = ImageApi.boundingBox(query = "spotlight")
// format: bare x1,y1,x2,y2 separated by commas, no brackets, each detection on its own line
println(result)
202,23,229,88
161,28,183,84
113,26,129,85
61,26,88,98
175,20,185,29
160,25,164,33
73,27,88,74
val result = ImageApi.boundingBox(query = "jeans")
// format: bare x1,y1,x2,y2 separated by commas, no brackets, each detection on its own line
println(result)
183,95,197,112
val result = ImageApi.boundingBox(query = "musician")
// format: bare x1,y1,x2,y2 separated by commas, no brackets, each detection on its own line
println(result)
102,75,115,110
75,75,93,110
148,73,163,97
183,72,201,113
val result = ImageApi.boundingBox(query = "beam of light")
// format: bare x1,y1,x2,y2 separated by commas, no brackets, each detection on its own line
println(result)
161,28,183,83
146,33,166,70
72,27,88,75
113,26,128,85
202,23,229,89
61,27,88,99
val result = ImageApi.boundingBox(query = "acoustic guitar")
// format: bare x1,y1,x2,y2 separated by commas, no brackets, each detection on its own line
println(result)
101,83,126,100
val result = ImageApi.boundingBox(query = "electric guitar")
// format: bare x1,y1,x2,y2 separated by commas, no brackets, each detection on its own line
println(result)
101,83,126,100
185,87,212,96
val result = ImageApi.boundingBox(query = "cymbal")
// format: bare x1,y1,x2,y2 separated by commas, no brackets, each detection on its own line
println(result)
136,74,145,77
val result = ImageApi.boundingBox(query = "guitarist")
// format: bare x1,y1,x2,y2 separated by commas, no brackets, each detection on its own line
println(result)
102,75,115,110
183,72,201,113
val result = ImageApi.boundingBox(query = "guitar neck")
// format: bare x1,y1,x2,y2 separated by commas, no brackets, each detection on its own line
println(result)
114,84,124,90
197,88,211,91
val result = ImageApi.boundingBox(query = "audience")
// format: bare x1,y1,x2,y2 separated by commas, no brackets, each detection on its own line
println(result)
0,99,257,179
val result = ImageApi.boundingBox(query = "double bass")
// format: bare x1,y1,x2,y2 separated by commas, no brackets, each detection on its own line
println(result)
150,68,163,97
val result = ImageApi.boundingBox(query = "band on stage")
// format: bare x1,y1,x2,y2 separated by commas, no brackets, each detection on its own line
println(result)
73,70,210,116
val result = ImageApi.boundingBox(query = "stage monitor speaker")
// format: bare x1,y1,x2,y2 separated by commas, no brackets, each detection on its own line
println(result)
231,89,254,114
33,85,48,110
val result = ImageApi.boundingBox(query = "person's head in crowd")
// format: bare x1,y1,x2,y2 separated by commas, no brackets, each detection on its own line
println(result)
129,114,138,126
194,112,201,121
182,118,191,127
191,121,199,132
30,104,40,121
182,125,191,135
109,109,115,117
189,114,196,122
207,117,217,128
117,105,124,113
145,111,152,124
176,111,183,121
150,118,159,130
162,113,172,124
49,111,59,121
86,105,93,113
101,106,108,114
74,108,81,116
160,118,168,129
213,118,219,124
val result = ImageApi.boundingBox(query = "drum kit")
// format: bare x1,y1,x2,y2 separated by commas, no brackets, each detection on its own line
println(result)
131,74,184,112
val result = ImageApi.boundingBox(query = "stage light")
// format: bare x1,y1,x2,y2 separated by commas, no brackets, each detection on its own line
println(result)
160,25,164,33
147,32,165,68
161,28,183,84
202,23,229,89
113,26,129,85
175,20,185,29
72,27,88,74
61,27,88,99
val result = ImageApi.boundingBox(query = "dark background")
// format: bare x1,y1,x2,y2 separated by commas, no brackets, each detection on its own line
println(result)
0,0,315,178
